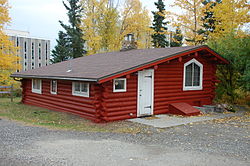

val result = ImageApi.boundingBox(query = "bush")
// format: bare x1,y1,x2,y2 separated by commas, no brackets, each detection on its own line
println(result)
208,33,250,104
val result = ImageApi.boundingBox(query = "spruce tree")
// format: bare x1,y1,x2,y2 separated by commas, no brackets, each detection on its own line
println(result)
151,0,169,48
170,27,183,47
59,0,86,58
198,0,222,42
51,31,71,63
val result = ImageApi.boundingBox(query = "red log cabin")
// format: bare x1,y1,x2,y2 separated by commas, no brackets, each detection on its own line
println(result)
11,45,228,122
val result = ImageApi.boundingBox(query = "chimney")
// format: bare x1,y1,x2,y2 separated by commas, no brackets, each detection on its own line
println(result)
120,33,137,51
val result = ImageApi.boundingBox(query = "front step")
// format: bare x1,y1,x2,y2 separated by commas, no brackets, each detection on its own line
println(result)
169,103,201,116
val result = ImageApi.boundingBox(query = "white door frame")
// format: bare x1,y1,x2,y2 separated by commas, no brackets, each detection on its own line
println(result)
137,69,154,117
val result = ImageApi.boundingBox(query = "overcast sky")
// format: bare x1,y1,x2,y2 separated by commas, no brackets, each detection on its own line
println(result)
7,0,176,49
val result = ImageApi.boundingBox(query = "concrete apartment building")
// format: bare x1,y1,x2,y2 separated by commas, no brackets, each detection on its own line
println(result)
4,29,50,72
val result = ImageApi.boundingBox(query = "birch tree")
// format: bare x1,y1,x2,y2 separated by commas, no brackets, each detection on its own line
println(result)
0,0,20,85
173,0,205,45
209,0,250,39
117,0,152,49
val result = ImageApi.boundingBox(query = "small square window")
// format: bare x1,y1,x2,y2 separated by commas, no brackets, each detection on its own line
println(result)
72,82,89,97
32,79,42,94
113,78,126,92
50,80,57,94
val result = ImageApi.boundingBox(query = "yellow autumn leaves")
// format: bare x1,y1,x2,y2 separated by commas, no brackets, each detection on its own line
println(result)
172,0,249,45
210,0,250,39
81,0,152,55
0,0,20,85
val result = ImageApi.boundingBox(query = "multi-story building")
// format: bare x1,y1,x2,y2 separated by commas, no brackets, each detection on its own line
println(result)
4,29,50,72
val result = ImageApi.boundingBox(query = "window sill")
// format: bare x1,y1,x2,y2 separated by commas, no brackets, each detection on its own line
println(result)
183,86,203,91
32,89,42,94
113,89,126,92
72,92,89,97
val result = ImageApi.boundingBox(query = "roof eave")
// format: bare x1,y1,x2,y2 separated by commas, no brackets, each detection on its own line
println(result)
10,74,98,82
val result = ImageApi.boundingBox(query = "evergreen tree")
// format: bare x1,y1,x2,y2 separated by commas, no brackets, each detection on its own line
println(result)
51,31,71,63
59,0,86,58
198,0,222,42
208,34,250,103
151,0,169,48
170,27,183,47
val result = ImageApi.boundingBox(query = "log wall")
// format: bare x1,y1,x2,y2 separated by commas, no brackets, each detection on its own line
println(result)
101,54,217,121
21,79,102,122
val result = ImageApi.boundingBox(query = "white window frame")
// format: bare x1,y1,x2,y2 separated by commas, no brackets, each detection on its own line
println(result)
32,79,42,94
113,78,127,92
183,58,203,91
72,82,89,97
50,80,57,95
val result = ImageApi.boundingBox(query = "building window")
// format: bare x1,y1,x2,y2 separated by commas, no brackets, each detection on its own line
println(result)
39,63,41,67
72,82,89,97
45,43,48,60
16,37,19,47
50,80,57,94
24,62,27,71
183,59,203,91
24,41,27,52
38,43,41,59
24,53,27,59
113,78,126,92
31,42,34,59
32,79,42,94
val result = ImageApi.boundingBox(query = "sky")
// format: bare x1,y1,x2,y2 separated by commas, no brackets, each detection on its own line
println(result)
7,0,176,49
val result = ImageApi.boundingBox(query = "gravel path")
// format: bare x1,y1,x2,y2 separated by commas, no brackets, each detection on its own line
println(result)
0,114,249,166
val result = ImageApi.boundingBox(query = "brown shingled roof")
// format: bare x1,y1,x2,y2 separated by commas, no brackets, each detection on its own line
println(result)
11,45,228,83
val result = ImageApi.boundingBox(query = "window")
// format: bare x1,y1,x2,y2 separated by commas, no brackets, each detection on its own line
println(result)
31,42,34,59
46,43,48,60
38,43,41,59
24,62,27,71
50,80,57,94
113,78,126,92
32,79,42,94
72,82,89,97
183,59,203,91
24,41,27,52
16,37,19,47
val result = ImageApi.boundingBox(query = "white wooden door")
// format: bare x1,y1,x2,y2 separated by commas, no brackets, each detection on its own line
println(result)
137,69,154,116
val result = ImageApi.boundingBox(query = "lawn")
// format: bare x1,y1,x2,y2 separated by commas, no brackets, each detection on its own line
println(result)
0,97,147,133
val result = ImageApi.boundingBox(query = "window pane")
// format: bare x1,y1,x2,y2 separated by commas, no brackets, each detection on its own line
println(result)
193,64,200,86
33,80,36,89
185,64,192,86
115,80,125,90
37,80,40,89
51,80,56,92
80,83,88,92
33,79,41,90
74,82,80,92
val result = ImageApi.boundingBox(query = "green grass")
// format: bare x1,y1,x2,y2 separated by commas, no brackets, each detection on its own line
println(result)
0,97,147,133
